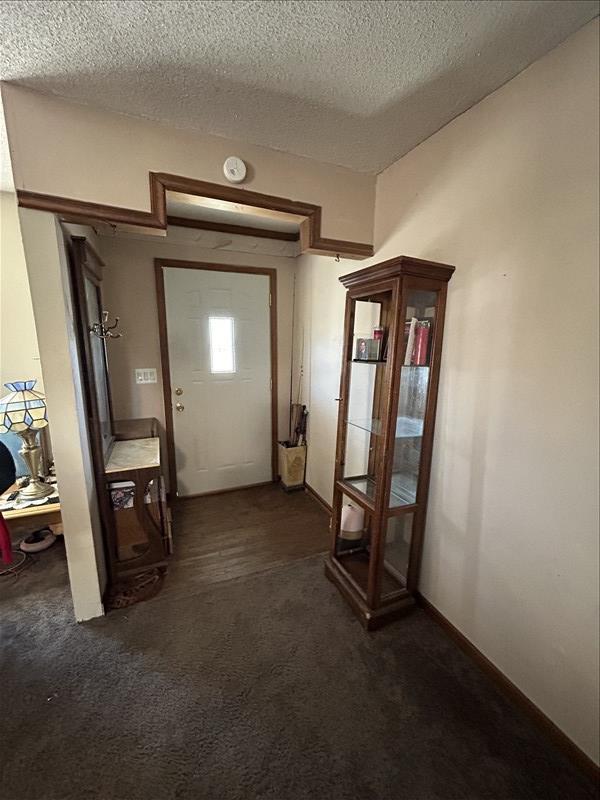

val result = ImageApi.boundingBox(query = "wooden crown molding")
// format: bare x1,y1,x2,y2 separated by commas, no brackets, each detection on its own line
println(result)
339,254,456,288
17,190,159,229
17,172,374,260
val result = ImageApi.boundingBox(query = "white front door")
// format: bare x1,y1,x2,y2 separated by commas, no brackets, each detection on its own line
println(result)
163,267,272,497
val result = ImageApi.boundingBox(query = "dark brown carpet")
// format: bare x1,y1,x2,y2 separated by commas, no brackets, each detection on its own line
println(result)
0,497,597,799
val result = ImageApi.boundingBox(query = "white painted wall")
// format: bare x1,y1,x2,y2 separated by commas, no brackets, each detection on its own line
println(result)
18,209,106,620
0,191,43,388
1,83,375,244
294,20,599,763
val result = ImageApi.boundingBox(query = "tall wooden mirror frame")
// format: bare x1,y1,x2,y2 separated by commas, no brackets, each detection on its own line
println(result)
66,235,119,582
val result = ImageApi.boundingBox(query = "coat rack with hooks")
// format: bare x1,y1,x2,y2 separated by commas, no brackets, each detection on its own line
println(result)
89,310,123,340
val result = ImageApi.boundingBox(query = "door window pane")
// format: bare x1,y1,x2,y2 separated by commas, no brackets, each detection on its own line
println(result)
209,316,235,374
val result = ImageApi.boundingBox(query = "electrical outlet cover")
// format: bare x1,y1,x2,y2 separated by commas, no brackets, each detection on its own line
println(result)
135,368,157,384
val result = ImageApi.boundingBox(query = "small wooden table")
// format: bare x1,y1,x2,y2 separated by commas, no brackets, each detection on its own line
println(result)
0,485,62,537
103,422,171,580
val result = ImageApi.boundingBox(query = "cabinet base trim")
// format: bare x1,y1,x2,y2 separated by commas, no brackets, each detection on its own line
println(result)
325,557,415,630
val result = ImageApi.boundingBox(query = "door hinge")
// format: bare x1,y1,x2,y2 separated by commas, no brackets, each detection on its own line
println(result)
269,293,272,307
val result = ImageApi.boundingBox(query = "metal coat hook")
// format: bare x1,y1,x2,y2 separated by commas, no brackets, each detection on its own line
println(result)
89,310,123,340
335,253,340,262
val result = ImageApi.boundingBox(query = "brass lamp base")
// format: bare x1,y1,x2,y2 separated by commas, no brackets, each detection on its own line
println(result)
17,477,54,501
16,428,53,501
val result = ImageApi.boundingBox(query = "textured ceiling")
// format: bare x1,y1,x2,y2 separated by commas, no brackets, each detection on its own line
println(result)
0,0,598,188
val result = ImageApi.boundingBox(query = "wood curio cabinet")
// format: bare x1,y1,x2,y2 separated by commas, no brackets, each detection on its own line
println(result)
325,255,455,629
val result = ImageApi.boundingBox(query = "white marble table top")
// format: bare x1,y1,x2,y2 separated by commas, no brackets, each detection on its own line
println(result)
105,437,160,474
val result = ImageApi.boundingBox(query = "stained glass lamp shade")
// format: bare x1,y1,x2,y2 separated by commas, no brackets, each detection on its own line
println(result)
0,380,48,433
0,380,52,500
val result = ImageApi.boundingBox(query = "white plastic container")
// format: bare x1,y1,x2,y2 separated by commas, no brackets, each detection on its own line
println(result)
340,503,364,541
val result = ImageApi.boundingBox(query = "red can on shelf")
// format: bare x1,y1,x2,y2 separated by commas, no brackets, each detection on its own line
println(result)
413,321,430,365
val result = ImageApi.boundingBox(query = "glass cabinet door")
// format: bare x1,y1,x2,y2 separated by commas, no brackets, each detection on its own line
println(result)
380,511,414,598
389,288,438,508
334,291,393,598
333,492,373,597
340,294,391,506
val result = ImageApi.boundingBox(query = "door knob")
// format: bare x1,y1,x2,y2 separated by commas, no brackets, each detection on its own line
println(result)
176,402,184,412
175,388,183,396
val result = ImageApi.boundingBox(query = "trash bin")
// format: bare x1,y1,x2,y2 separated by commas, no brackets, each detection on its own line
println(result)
278,442,306,491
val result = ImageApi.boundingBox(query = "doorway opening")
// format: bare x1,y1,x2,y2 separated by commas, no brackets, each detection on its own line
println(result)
155,259,278,499
58,194,331,602
12,173,373,617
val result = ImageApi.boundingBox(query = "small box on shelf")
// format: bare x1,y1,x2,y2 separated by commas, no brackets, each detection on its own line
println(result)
355,337,382,361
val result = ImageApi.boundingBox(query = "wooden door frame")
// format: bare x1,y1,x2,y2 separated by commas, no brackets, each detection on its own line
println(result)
154,258,278,499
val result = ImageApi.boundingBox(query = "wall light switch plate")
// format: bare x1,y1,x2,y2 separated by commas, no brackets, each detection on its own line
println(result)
135,368,157,385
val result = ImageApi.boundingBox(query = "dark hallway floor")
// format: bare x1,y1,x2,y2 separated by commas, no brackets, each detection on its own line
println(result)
164,483,330,600
0,487,596,800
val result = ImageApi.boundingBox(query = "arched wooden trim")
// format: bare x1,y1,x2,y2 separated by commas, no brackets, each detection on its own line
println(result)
17,172,374,259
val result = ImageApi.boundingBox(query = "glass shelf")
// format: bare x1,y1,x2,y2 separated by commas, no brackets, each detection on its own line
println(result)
347,417,384,436
351,361,429,367
346,416,423,438
390,472,418,507
340,472,418,508
342,475,377,504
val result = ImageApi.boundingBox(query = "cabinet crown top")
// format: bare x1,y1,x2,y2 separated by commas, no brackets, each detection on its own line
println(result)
339,255,455,288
